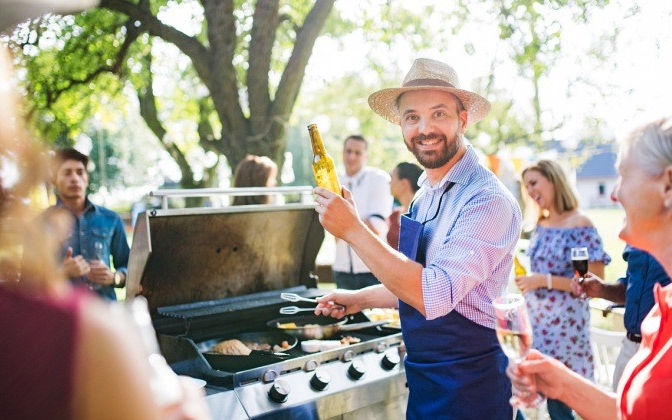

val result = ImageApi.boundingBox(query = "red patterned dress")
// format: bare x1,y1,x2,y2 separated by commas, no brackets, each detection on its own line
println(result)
525,225,611,379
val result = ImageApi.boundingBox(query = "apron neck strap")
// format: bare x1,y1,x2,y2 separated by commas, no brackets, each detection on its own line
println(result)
407,181,456,222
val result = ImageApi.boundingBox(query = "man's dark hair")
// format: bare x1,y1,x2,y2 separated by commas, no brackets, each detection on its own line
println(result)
52,147,89,173
395,162,423,193
344,134,368,149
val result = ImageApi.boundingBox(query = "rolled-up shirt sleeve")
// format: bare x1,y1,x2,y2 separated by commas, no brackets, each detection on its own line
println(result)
422,191,521,320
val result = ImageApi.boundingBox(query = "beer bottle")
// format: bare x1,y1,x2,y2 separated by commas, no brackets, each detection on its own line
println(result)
514,255,527,276
308,123,341,195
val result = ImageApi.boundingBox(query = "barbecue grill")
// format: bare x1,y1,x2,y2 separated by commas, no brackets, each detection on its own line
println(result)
127,188,407,419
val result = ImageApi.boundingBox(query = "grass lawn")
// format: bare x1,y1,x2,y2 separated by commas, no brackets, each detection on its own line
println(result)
583,208,627,283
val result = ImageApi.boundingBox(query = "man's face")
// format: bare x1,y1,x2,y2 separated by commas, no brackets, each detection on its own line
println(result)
54,159,88,201
398,90,467,169
389,167,403,200
343,138,367,176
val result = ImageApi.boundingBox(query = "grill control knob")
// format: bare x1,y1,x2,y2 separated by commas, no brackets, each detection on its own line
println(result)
304,359,319,372
381,351,400,370
374,342,388,353
268,380,291,403
348,359,367,380
310,369,331,391
341,350,355,362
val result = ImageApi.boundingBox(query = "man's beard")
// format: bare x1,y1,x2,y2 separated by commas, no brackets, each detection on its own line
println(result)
406,131,463,169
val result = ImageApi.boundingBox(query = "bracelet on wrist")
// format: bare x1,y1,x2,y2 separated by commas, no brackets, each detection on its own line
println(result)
546,273,552,290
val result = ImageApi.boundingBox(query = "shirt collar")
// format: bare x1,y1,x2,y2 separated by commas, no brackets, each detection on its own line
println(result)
342,167,366,183
56,196,97,215
418,145,478,191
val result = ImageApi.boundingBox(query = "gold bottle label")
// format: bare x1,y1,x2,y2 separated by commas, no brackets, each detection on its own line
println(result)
308,124,341,195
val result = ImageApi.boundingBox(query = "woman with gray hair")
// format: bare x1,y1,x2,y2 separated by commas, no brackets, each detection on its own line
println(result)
508,118,672,419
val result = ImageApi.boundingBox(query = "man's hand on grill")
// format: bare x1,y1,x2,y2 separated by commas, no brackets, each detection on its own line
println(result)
315,290,360,318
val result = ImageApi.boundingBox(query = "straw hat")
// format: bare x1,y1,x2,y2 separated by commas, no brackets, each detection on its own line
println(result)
1,0,99,32
368,58,491,125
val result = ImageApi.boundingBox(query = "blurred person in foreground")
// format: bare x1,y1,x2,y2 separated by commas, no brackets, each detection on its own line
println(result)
574,244,670,390
0,3,209,419
387,161,423,250
314,58,522,419
332,134,394,289
508,117,672,419
41,147,130,300
231,155,279,205
515,159,610,419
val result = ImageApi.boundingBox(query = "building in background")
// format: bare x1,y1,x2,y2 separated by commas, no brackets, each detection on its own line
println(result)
576,149,619,208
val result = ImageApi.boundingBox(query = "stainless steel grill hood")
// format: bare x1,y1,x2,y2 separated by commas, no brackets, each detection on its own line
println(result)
126,203,324,311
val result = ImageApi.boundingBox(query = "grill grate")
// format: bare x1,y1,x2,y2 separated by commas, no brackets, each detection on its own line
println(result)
157,286,309,319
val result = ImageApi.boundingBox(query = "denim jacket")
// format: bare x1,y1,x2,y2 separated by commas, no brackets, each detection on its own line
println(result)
620,245,671,335
44,198,130,300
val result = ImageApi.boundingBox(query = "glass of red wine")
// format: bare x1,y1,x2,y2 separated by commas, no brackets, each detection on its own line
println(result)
493,293,546,409
571,247,589,299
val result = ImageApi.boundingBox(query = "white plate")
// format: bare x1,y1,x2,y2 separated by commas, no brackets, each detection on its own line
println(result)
181,376,207,388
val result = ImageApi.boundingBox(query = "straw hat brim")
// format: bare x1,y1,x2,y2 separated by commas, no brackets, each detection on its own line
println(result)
1,0,99,32
368,86,491,126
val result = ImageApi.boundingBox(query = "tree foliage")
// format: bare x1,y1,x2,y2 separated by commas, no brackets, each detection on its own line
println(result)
9,0,335,189
6,0,625,192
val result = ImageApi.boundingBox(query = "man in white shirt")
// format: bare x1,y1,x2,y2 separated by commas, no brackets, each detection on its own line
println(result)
332,135,393,289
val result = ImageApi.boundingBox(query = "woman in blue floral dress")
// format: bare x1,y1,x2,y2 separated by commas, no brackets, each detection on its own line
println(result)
515,160,611,420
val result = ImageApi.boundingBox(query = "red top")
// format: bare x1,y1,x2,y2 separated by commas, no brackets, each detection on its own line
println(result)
386,207,403,251
619,282,672,418
0,286,82,420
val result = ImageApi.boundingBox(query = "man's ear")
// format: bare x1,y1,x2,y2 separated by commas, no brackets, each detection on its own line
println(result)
459,110,468,134
663,165,672,209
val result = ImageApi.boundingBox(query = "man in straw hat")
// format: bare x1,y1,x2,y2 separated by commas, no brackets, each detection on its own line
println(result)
314,58,522,419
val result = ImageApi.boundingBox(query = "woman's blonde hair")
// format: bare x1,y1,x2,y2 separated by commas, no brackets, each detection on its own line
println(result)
521,160,579,225
0,47,63,292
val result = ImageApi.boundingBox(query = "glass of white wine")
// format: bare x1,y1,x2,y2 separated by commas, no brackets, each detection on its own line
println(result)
493,293,545,409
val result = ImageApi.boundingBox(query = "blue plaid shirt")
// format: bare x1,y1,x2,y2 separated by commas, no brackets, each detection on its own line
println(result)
44,198,130,300
413,146,522,328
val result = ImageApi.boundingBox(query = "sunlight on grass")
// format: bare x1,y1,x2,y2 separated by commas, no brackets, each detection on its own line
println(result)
584,208,627,283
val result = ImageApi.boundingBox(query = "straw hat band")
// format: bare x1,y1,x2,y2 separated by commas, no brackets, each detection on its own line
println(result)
368,58,491,125
403,79,456,88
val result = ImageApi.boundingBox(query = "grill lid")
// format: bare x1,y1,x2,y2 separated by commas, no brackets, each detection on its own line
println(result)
126,202,324,311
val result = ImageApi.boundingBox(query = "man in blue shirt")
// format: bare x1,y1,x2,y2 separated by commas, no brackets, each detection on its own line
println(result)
314,58,521,419
42,148,130,300
577,245,671,389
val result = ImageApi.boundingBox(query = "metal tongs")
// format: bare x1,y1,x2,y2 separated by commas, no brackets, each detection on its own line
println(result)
280,292,319,303
279,306,319,315
280,292,345,314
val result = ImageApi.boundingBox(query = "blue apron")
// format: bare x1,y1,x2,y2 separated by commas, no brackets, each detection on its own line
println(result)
399,182,512,419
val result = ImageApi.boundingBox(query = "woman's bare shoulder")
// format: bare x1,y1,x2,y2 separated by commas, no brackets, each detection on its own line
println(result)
567,211,594,228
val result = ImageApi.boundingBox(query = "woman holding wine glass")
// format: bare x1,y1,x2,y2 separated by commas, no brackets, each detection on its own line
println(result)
515,160,611,419
508,117,672,419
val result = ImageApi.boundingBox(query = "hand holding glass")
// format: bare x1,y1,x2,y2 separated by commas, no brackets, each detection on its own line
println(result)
86,240,105,291
493,294,545,409
571,247,589,299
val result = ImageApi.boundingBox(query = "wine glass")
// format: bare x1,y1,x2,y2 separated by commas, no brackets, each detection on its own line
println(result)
493,293,546,409
571,247,589,299
86,240,105,291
